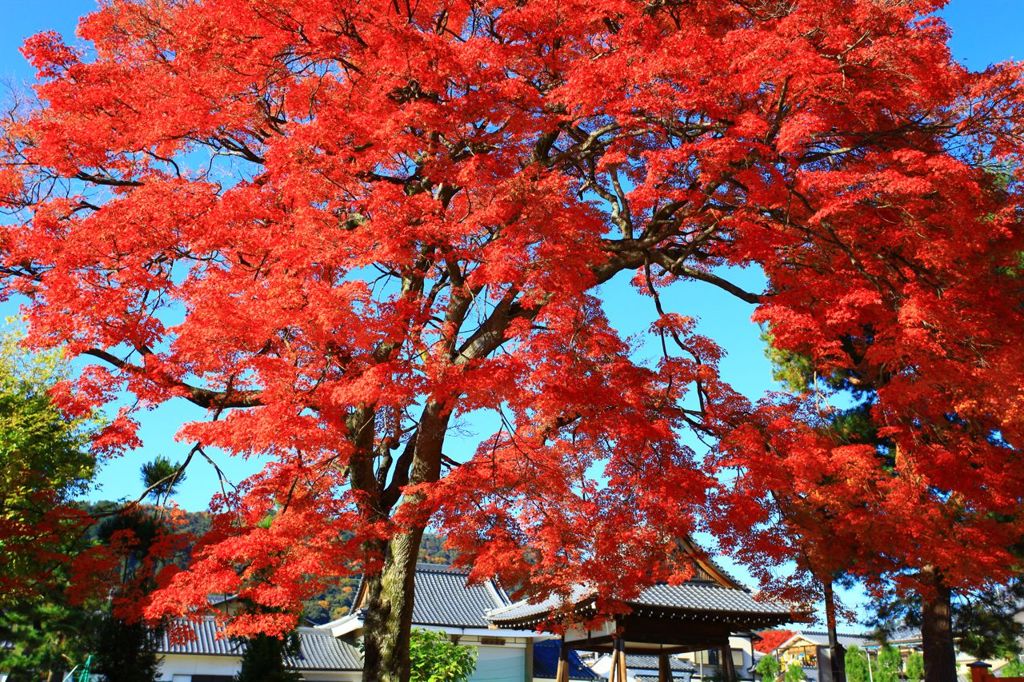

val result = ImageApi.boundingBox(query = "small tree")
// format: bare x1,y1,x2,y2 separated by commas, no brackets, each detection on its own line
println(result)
785,663,807,682
409,629,476,682
234,634,301,682
905,652,925,682
845,647,870,682
874,646,901,682
140,455,187,502
756,655,782,682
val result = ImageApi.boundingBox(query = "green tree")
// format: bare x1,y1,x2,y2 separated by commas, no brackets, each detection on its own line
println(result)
906,652,925,682
757,655,782,682
0,332,97,681
409,629,476,682
875,646,902,682
0,331,94,599
234,634,301,682
784,663,807,682
845,647,870,682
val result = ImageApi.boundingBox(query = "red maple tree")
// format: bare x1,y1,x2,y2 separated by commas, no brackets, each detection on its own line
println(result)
2,2,1022,681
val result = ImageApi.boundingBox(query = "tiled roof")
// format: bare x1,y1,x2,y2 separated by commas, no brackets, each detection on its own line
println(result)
410,563,510,628
287,628,362,670
488,581,792,625
159,618,362,670
633,583,791,615
784,631,877,649
161,618,241,656
627,654,697,672
485,584,591,623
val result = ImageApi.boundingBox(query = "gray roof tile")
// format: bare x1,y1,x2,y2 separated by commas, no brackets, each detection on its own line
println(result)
411,563,509,628
159,618,361,670
627,654,697,672
488,581,792,624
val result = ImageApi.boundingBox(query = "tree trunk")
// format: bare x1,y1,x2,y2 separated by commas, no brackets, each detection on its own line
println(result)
360,527,426,682
921,567,956,682
359,401,450,682
823,579,847,682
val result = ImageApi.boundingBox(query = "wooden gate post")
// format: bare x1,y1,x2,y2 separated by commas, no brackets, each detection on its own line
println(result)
659,652,672,682
609,636,627,682
969,662,992,682
555,636,569,682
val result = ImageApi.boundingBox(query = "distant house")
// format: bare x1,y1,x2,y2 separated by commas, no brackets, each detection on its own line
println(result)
768,631,882,682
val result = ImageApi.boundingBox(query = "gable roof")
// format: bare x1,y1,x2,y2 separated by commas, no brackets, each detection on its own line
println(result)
487,538,797,629
159,618,362,671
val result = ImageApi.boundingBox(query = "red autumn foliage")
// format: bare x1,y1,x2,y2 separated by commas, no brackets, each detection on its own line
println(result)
755,630,796,655
1,2,1022,676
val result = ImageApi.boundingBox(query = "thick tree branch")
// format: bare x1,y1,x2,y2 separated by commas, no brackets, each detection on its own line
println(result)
83,348,263,409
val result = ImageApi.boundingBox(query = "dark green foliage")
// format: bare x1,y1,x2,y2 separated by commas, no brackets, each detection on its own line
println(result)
234,634,301,682
409,629,476,682
140,454,187,502
870,579,1024,660
0,593,96,681
418,534,458,565
0,335,97,680
90,616,162,682
0,335,95,605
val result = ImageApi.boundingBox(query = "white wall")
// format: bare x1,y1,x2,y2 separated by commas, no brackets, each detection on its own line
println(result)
157,654,359,682
472,644,527,682
159,653,241,680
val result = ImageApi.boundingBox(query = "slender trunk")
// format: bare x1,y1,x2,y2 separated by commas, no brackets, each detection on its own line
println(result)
823,579,847,682
921,567,956,682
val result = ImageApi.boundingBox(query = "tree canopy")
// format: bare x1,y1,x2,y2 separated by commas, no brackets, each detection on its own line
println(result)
1,1,1023,681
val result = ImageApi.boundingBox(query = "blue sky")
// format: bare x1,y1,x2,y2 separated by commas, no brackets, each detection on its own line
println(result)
0,0,1020,615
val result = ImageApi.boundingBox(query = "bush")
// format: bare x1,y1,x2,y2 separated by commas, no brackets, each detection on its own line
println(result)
409,629,476,682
